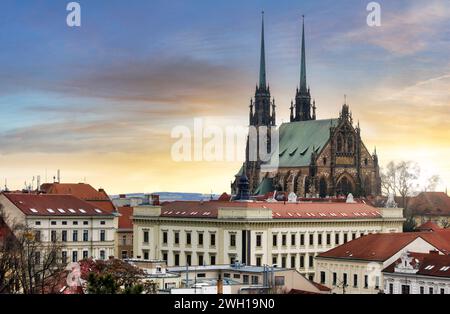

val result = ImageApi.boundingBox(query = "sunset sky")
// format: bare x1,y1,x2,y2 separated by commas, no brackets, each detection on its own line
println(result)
0,0,449,195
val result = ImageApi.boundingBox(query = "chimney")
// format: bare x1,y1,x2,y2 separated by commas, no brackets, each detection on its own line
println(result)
151,194,160,206
57,169,61,183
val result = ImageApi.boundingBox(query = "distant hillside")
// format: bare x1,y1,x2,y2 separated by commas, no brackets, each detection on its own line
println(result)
111,192,219,202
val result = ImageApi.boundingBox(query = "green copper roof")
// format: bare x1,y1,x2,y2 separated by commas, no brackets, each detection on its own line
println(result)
254,177,274,195
266,119,338,168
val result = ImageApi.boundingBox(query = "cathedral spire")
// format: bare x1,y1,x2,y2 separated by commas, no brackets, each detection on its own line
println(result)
300,15,307,93
259,11,266,89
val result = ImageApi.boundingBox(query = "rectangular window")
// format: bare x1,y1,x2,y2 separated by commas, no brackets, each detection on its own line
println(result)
163,252,168,262
210,233,216,247
375,276,380,289
343,273,348,286
62,251,67,264
198,254,204,266
51,221,57,226
326,233,331,245
51,230,57,242
61,230,67,242
174,253,180,266
256,256,262,267
230,233,236,247
275,276,285,286
335,234,340,245
364,275,368,288
300,255,305,268
121,251,128,259
73,221,78,225
256,234,262,247
352,233,357,240
318,234,322,245
72,230,78,242
186,254,192,266
291,234,296,246
309,255,314,267
35,231,41,242
402,285,411,294
272,255,277,266
291,255,296,268
333,272,337,286
83,221,88,225
162,231,168,244
122,235,126,246
251,276,259,285
429,287,433,294
440,288,445,294
390,284,394,294
210,255,216,265
72,251,78,262
35,251,41,265
300,234,305,246
281,256,286,268
309,234,314,246
35,221,41,226
420,286,424,294
143,250,149,260
100,221,106,225
282,234,287,246
83,230,89,242
243,275,249,284
186,232,192,245
100,230,106,242
230,256,236,265
83,250,89,259
198,233,204,246
320,271,326,284
272,234,277,247
353,274,358,288
174,232,179,245
143,230,149,243
100,250,105,260
344,233,348,243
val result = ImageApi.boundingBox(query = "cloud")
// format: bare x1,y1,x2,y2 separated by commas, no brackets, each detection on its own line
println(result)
331,1,450,55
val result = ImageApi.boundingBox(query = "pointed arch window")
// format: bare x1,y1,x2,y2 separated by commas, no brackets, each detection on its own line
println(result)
337,135,344,153
347,135,354,153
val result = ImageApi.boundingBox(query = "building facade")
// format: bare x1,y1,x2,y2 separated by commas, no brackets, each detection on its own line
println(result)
132,200,403,280
231,15,381,198
314,232,450,294
116,206,134,259
0,193,117,262
382,251,450,294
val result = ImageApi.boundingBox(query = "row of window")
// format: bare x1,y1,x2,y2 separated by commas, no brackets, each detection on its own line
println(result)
271,254,315,268
146,231,365,248
35,220,106,226
34,250,108,265
145,231,218,247
35,229,107,242
390,284,446,295
271,232,360,248
320,271,380,289
141,250,217,267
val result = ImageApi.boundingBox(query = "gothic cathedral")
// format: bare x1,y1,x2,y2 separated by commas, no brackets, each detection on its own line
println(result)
232,14,381,198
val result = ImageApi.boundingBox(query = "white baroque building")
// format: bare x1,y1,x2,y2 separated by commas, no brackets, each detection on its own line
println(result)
382,251,450,294
0,192,118,262
132,200,404,279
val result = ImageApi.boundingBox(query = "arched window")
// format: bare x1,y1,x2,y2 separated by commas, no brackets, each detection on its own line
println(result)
323,157,327,165
347,135,354,153
337,135,343,153
336,176,353,196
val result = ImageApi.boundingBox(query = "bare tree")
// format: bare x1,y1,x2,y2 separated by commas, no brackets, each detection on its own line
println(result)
381,161,420,211
424,175,442,192
0,205,65,294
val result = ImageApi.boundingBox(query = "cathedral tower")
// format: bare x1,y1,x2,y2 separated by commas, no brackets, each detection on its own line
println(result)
291,16,315,122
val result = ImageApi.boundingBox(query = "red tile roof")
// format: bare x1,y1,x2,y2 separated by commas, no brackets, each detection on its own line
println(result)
317,232,450,261
159,201,383,220
2,193,114,217
383,252,450,278
117,206,133,230
40,183,116,213
408,192,450,217
417,221,442,232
